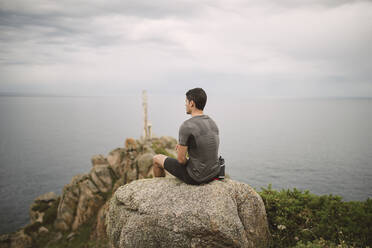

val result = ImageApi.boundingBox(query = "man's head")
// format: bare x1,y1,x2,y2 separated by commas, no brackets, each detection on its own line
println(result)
185,88,207,115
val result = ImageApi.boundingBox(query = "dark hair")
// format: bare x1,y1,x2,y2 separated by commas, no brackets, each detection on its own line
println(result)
186,88,207,110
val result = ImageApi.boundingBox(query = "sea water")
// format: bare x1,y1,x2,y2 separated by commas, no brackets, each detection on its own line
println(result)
0,95,371,234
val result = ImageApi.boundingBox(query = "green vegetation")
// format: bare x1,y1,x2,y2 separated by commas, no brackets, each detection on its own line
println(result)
33,215,110,248
31,201,50,212
23,176,372,247
43,198,60,225
258,184,372,248
25,198,60,237
151,143,176,158
24,221,43,236
294,238,352,248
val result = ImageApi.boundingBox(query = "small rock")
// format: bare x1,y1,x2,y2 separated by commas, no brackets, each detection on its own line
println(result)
277,224,286,230
90,164,113,193
91,154,107,166
125,138,137,151
2,231,33,248
0,233,11,243
66,232,76,241
36,212,45,223
38,226,49,234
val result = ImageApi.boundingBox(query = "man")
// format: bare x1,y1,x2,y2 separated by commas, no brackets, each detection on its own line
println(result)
152,87,221,185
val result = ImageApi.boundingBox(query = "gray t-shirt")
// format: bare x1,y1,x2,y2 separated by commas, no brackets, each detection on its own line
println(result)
178,114,220,183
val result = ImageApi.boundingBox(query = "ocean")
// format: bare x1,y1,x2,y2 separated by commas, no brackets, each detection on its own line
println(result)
0,95,371,234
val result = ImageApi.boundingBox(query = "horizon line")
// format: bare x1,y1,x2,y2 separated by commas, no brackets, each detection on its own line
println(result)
0,92,372,100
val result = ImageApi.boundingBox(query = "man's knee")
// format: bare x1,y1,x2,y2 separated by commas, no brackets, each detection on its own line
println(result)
153,154,161,166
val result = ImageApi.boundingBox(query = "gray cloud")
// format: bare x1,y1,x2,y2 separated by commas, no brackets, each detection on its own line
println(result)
0,0,371,97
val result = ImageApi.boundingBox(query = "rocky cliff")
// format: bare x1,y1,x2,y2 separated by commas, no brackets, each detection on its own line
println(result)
0,136,271,248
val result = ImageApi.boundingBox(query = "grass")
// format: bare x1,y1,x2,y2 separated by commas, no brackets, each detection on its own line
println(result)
258,184,372,248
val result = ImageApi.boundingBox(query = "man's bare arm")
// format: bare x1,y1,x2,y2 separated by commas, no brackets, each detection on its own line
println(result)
175,144,188,165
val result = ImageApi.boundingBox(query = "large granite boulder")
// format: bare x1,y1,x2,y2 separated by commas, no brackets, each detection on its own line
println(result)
106,178,272,248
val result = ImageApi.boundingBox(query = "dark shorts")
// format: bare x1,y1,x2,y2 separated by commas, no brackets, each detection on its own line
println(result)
164,157,214,185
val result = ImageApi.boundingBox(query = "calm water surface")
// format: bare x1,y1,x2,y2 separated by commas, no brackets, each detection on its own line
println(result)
0,95,371,234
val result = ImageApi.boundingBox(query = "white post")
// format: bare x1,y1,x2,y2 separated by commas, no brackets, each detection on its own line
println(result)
142,90,149,140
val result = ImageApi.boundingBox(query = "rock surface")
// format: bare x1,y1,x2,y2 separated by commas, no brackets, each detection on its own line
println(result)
0,230,32,248
1,136,249,248
34,192,58,202
53,136,177,232
29,192,59,225
106,177,271,248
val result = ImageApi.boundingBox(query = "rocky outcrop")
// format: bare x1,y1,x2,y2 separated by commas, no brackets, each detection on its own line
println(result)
54,136,177,233
91,201,110,241
29,192,58,224
0,192,61,248
106,177,272,248
1,135,266,248
0,230,32,248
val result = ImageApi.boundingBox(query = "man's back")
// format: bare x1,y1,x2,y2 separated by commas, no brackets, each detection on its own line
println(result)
178,114,220,183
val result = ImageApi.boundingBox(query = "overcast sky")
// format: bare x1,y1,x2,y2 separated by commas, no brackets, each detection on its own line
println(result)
0,0,371,98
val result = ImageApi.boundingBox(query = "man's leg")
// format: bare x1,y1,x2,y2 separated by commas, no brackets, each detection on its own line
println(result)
153,154,168,177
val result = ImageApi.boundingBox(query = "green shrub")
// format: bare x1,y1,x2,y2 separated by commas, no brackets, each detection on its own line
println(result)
43,198,60,225
44,216,99,248
31,201,50,212
258,184,372,248
294,238,353,248
151,143,175,158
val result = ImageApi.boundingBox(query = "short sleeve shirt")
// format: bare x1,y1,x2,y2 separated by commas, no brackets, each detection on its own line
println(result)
178,114,220,182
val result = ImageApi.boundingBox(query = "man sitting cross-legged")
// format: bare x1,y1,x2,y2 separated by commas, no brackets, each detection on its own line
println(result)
152,87,221,185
